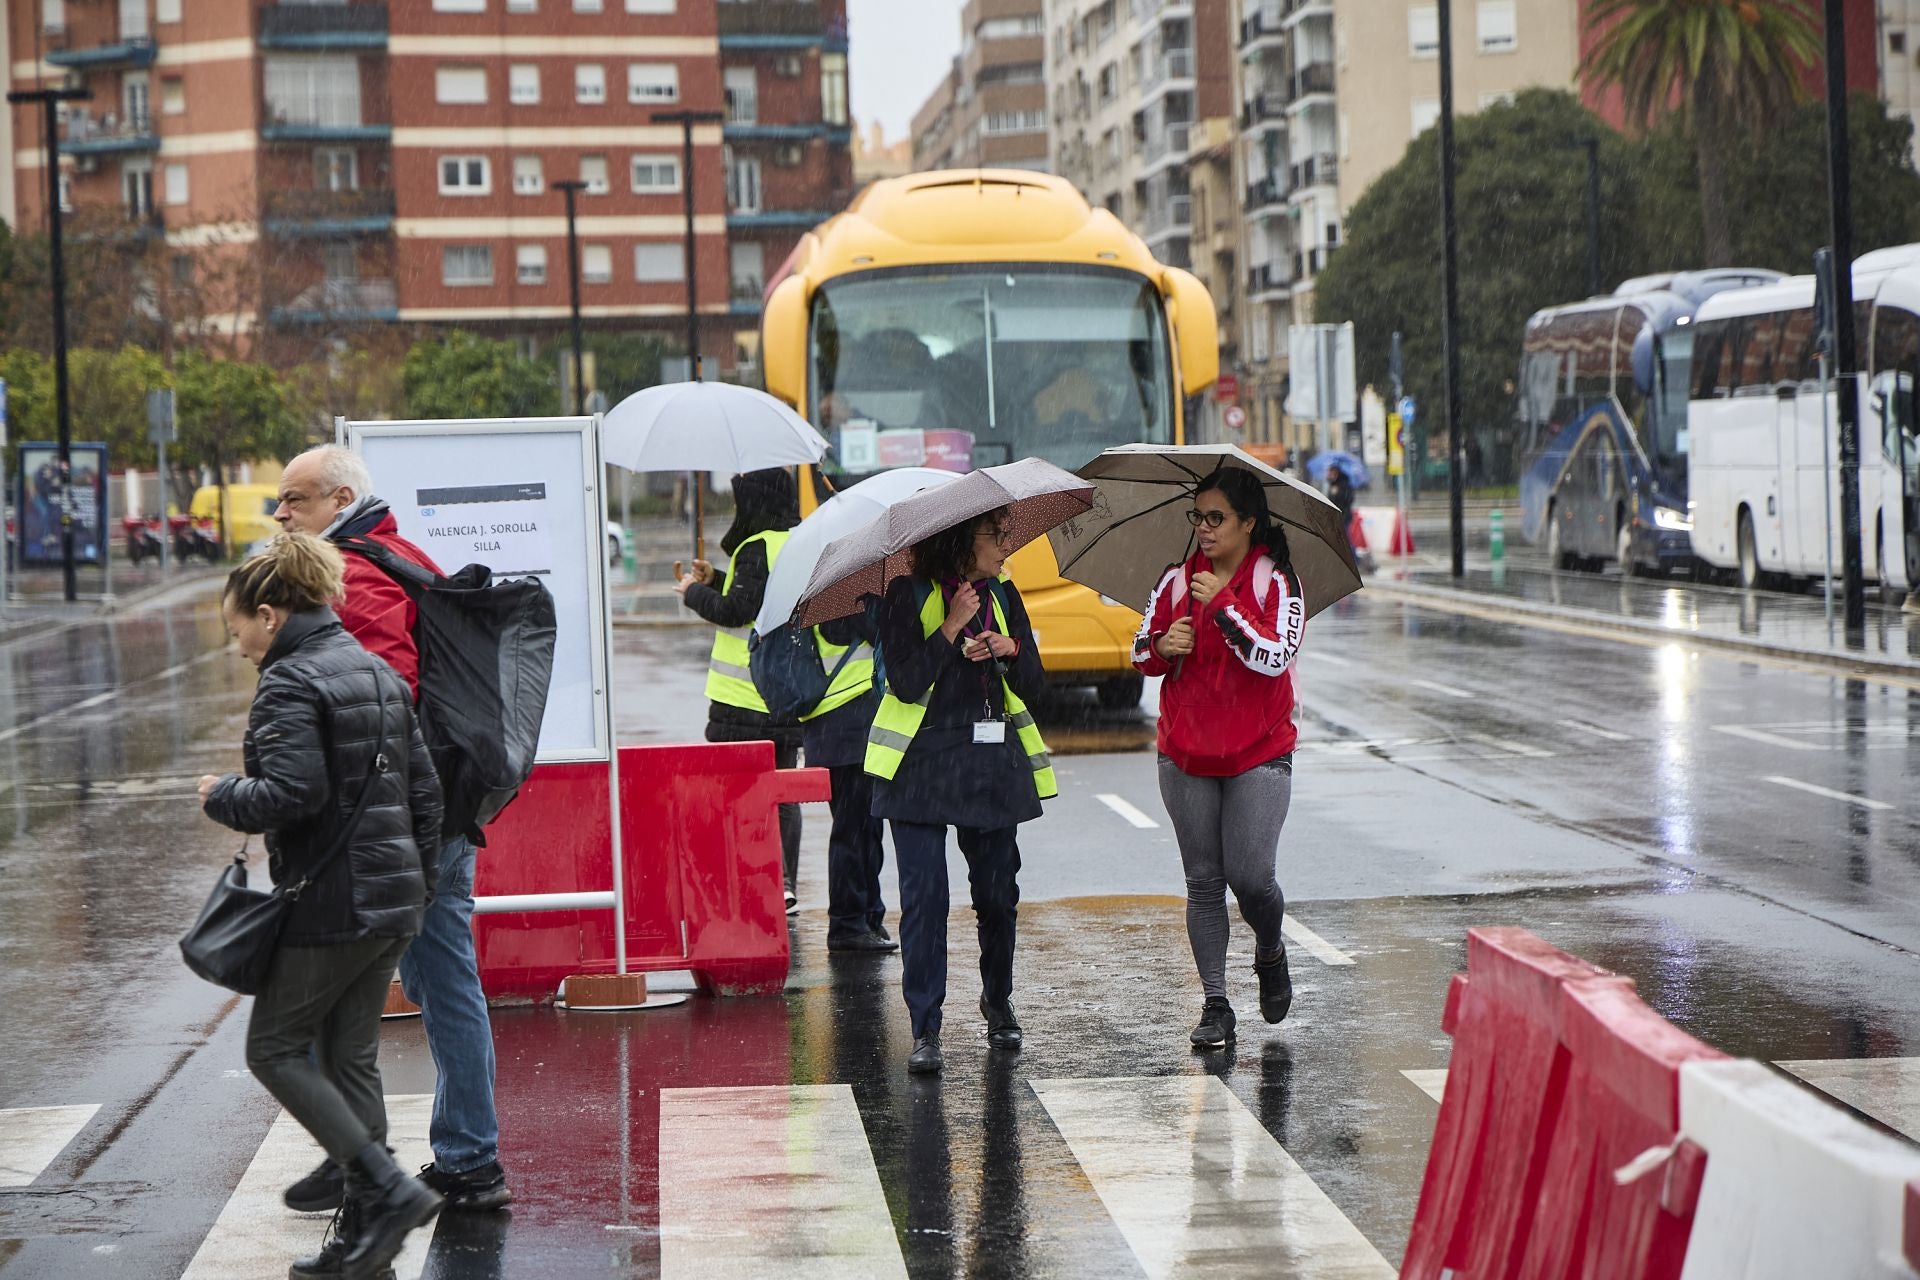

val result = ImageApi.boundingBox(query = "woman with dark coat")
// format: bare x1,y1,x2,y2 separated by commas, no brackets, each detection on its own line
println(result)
197,532,445,1280
867,507,1054,1075
676,468,806,910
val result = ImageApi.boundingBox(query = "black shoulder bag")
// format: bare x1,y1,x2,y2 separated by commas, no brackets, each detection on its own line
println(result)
180,683,392,995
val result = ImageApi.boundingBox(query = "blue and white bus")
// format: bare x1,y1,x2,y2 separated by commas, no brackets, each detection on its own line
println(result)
1517,269,1782,574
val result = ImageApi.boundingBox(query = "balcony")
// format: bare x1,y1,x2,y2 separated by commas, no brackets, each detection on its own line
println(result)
1239,2,1285,54
1291,244,1336,284
260,97,390,143
45,34,155,70
262,187,396,236
257,4,389,52
1282,0,1334,24
59,112,159,157
72,208,165,243
1244,175,1286,214
1141,45,1195,93
716,0,845,51
1130,0,1195,28
1247,260,1293,298
270,278,398,326
1289,151,1338,194
1288,63,1336,107
730,276,765,314
1140,193,1192,237
1141,121,1191,167
1240,93,1287,131
725,208,834,229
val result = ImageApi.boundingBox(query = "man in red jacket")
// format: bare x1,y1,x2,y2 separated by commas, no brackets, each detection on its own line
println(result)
272,445,512,1215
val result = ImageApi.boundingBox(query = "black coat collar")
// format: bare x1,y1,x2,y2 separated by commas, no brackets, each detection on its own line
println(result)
260,607,343,672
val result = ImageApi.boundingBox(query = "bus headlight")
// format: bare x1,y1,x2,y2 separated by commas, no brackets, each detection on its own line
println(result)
1653,506,1693,532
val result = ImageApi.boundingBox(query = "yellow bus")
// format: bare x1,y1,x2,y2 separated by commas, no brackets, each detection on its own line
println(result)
759,169,1218,708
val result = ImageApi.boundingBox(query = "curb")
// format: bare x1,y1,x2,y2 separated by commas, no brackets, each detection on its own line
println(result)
1365,577,1920,682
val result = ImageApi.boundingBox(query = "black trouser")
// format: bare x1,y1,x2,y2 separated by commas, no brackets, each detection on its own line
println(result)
776,738,801,894
826,764,887,940
892,821,1020,1038
246,935,410,1164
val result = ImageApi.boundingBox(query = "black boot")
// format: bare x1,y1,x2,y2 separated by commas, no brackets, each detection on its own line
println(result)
979,996,1023,1050
337,1143,442,1280
1254,947,1293,1024
288,1199,359,1278
284,1157,345,1213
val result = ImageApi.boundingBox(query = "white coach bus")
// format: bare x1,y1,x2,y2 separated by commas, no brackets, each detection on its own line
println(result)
1687,245,1920,592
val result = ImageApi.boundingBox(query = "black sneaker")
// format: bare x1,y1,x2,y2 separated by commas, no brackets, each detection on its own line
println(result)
1255,948,1294,1024
1189,998,1236,1050
284,1158,345,1213
417,1160,513,1212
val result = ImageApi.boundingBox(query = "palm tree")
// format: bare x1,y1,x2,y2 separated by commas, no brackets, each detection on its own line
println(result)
1580,0,1823,266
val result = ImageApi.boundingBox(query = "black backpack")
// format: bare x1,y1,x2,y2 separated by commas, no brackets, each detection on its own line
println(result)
749,623,861,724
338,536,557,844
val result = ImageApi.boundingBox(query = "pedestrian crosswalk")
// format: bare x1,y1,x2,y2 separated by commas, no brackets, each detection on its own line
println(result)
0,1103,97,1187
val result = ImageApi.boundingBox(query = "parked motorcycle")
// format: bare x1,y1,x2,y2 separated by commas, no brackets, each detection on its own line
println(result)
123,516,165,565
169,515,222,565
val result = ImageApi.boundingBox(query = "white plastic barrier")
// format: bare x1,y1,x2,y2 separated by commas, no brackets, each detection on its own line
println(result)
1678,1059,1920,1279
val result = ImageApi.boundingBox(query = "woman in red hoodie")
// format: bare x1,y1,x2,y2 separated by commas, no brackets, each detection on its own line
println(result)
1132,466,1305,1050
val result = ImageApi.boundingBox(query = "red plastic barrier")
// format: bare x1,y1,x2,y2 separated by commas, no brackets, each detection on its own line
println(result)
471,741,831,1001
1402,928,1726,1280
1348,509,1370,552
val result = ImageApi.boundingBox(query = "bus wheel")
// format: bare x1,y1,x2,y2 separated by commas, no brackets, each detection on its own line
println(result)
1737,509,1763,590
1097,675,1144,711
1547,505,1568,570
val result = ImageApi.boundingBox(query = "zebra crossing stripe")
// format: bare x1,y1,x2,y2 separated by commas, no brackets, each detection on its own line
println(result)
659,1084,907,1279
0,1104,99,1187
1775,1057,1920,1141
1030,1076,1395,1278
180,1094,435,1280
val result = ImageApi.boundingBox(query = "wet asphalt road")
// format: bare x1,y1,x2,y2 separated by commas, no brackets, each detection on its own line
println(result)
2,572,1919,1277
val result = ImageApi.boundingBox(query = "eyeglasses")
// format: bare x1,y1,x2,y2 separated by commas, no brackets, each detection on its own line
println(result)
1185,510,1230,529
975,526,1013,547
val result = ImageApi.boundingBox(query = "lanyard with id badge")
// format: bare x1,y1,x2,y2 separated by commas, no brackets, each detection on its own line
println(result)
951,580,1008,746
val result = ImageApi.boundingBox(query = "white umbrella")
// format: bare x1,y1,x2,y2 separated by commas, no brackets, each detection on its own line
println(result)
600,380,830,558
754,468,960,635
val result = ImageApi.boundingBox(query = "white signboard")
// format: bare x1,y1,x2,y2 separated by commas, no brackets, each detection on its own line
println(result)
342,417,611,763
1285,322,1358,422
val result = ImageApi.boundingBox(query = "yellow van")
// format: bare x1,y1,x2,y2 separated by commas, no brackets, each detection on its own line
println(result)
191,484,283,551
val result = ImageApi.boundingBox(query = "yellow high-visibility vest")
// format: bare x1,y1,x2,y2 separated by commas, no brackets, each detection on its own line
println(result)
863,579,1057,800
705,529,791,712
805,631,878,722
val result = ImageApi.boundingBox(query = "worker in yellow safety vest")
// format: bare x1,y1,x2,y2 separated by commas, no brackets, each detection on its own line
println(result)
865,505,1054,1076
675,468,805,912
805,604,896,954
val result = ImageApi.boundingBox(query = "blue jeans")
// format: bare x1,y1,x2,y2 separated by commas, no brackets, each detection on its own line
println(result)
397,836,500,1173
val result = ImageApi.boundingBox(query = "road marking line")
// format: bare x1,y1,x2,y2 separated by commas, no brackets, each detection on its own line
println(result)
1401,1070,1449,1104
1306,651,1353,667
0,647,230,745
1412,678,1473,699
659,1084,906,1279
1030,1077,1395,1279
1466,734,1554,759
181,1095,434,1280
1714,725,1831,751
1775,1058,1920,1141
1095,793,1160,829
1282,916,1355,967
1761,775,1893,811
0,1104,100,1187
1558,718,1631,742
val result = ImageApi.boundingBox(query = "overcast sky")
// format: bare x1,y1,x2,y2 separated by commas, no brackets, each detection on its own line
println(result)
848,0,965,143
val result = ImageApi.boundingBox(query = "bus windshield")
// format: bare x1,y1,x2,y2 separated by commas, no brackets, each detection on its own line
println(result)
807,265,1174,479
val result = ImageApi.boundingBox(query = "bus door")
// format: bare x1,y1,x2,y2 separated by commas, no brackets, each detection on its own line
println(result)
1784,379,1828,576
1870,300,1920,587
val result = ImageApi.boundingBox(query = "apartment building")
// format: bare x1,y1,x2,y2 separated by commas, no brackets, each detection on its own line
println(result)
9,0,849,371
910,0,1047,173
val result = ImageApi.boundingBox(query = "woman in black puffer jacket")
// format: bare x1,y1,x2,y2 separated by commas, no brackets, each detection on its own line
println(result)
197,532,445,1280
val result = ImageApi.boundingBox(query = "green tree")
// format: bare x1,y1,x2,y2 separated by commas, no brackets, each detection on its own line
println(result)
403,330,557,420
69,345,169,471
172,352,305,553
1579,0,1821,266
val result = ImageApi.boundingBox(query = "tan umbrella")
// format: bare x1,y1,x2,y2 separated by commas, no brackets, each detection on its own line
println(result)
792,457,1095,627
1048,443,1362,620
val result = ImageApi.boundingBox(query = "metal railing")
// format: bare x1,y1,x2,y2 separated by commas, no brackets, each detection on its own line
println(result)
1140,193,1192,234
1142,121,1191,163
257,3,389,42
61,111,155,146
263,187,396,221
284,278,398,313
1240,93,1286,128
1289,151,1338,191
1244,175,1283,210
1247,260,1293,294
1290,63,1335,102
1239,1,1284,46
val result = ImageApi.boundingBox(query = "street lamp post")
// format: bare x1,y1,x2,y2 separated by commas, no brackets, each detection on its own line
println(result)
1435,0,1466,578
551,179,589,416
9,86,92,603
1819,0,1866,640
650,108,724,563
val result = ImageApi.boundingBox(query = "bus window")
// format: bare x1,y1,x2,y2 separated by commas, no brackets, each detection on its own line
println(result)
808,265,1174,478
1775,308,1816,386
1872,305,1919,464
1691,318,1729,398
1655,329,1694,456
1614,307,1649,436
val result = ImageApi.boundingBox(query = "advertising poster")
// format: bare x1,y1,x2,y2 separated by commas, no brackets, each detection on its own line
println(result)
16,442,108,567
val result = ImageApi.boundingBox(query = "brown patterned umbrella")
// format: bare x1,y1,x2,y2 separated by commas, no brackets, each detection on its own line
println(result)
792,457,1095,627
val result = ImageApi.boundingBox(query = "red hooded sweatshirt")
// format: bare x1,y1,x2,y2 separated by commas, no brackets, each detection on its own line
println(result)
1131,545,1305,777
337,512,442,699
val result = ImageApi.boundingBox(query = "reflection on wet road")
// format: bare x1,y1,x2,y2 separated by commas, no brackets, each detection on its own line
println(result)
2,577,1919,1277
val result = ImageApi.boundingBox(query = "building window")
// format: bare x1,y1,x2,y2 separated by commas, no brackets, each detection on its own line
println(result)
171,253,192,287
156,0,180,20
576,64,606,104
160,76,184,115
983,109,1045,134
439,155,492,194
580,154,609,194
582,244,612,283
443,245,493,286
1892,29,1908,54
324,241,357,282
434,0,485,9
631,154,680,192
1478,91,1514,109
726,147,762,214
821,53,848,126
507,0,535,10
730,240,764,299
164,162,189,206
724,67,757,123
1411,97,1440,137
314,146,358,190
513,154,544,194
1477,0,1516,52
976,14,1043,39
509,64,539,104
436,65,488,105
635,242,683,282
575,0,603,11
773,141,804,167
265,57,362,127
1409,5,1439,57
626,0,674,10
628,63,679,104
773,53,803,78
517,244,547,284
123,159,154,218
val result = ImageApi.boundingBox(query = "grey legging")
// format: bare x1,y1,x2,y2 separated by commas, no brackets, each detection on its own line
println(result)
1157,754,1292,1001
